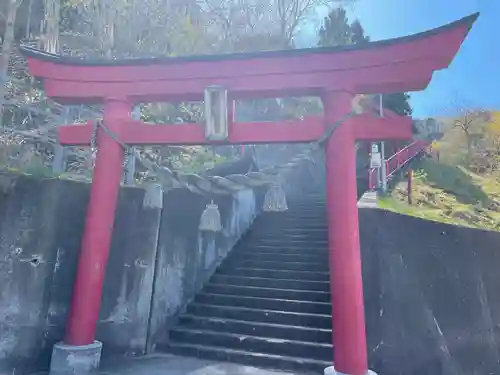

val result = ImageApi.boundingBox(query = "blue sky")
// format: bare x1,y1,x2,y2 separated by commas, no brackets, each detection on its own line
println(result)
301,0,499,118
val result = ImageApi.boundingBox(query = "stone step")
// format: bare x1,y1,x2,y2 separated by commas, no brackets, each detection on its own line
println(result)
282,205,326,210
243,232,328,241
178,315,332,344
265,203,325,208
251,222,328,230
210,275,330,292
217,267,330,281
286,196,325,200
280,211,327,216
247,224,328,231
187,303,332,329
284,210,326,214
169,328,333,362
232,251,327,264
255,214,327,220
204,284,330,303
222,259,328,272
286,208,326,212
242,239,329,247
252,222,327,229
163,342,330,374
268,201,325,207
195,293,331,315
236,244,329,252
247,227,328,234
161,197,340,372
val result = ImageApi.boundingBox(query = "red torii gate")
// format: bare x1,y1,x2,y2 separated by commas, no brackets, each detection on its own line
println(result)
21,13,477,375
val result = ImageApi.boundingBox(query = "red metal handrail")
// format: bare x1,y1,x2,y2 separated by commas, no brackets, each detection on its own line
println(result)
368,139,430,189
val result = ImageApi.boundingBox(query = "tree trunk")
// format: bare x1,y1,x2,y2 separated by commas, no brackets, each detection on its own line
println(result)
466,134,472,163
0,0,23,128
93,0,115,58
41,0,60,54
41,0,63,173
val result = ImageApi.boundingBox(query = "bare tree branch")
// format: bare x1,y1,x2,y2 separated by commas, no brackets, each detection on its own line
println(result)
0,0,26,127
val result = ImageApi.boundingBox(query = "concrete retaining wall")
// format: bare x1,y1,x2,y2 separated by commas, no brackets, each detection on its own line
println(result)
0,175,88,374
361,209,500,375
0,154,262,374
147,188,259,349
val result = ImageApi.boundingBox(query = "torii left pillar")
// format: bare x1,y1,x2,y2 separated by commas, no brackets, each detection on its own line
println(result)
50,99,129,375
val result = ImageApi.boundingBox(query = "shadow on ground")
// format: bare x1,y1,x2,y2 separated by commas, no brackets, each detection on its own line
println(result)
99,354,297,375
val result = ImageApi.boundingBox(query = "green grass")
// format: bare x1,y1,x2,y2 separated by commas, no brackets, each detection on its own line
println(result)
377,158,500,231
378,114,500,230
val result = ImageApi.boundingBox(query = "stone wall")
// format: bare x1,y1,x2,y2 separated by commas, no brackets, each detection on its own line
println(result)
360,209,500,375
0,155,262,374
0,175,88,374
255,144,369,199
146,154,264,349
0,175,164,373
146,188,259,349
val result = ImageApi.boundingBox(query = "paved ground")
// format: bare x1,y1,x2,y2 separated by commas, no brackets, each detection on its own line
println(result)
357,190,378,208
99,354,299,375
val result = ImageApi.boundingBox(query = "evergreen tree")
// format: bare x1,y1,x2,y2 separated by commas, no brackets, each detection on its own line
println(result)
349,19,369,44
382,92,412,116
318,7,352,47
317,8,412,116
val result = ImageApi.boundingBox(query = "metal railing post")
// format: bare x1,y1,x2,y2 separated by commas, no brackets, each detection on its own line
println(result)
380,141,387,192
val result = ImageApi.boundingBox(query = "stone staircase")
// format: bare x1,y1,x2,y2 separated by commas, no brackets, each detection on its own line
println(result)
161,193,333,373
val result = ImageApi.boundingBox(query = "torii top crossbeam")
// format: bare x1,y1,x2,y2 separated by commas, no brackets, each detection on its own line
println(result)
21,13,477,104
18,13,477,147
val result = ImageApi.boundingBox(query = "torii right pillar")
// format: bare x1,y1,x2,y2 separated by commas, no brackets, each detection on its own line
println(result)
323,91,370,375
323,90,426,374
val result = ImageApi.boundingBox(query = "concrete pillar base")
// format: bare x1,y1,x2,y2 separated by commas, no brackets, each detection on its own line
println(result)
50,341,103,375
324,366,378,375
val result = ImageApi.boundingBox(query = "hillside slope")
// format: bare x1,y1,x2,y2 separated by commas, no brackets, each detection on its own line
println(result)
378,114,500,231
379,159,500,231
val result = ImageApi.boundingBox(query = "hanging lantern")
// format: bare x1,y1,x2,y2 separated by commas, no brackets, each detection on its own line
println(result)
263,183,288,212
199,201,223,232
204,85,228,141
370,143,382,169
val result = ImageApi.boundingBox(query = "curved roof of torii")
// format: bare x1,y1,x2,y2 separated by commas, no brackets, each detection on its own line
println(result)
20,13,478,104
